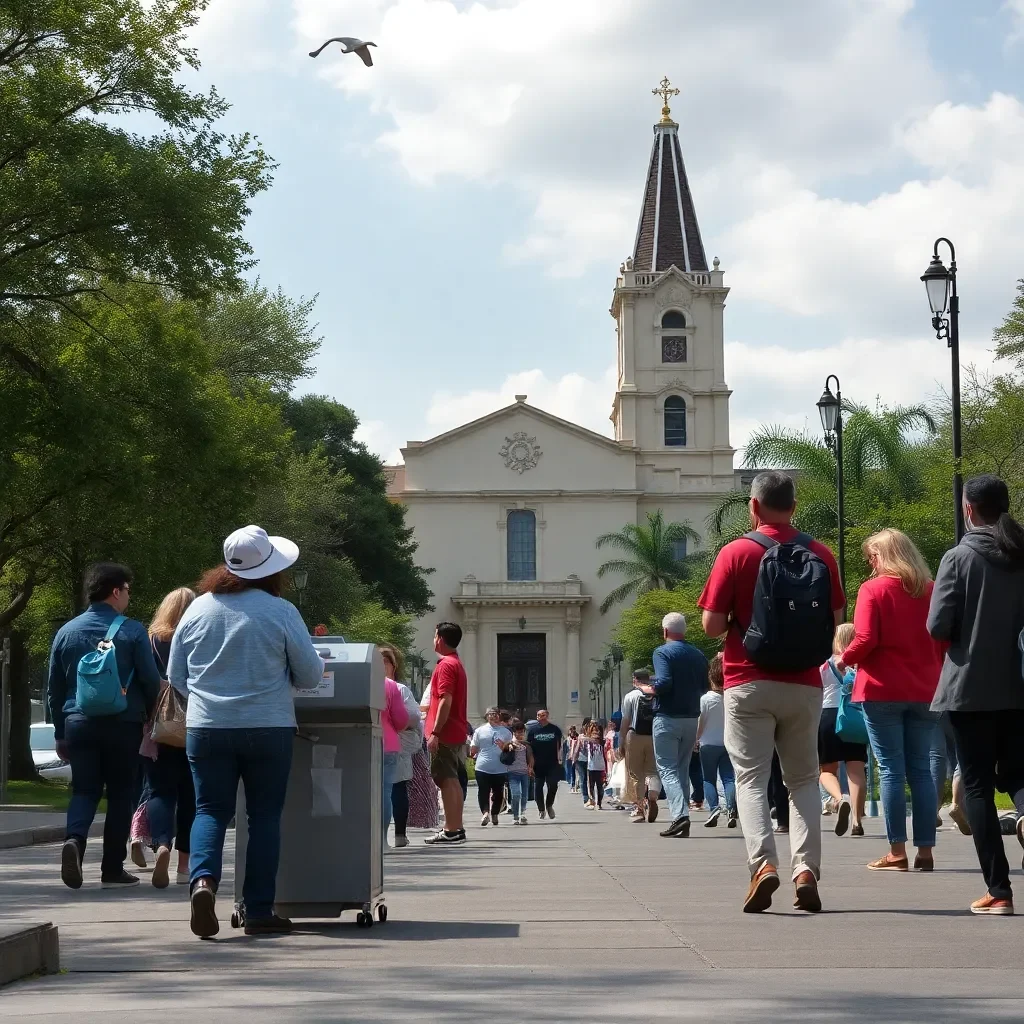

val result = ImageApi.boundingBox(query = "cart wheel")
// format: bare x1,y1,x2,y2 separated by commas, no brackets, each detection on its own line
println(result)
356,912,368,928
377,905,387,923
230,912,241,929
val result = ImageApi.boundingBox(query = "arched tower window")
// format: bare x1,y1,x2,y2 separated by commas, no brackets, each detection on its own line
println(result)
660,311,687,362
664,396,687,447
507,510,537,581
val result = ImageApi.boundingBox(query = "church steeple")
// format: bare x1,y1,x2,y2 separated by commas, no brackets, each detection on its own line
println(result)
632,77,708,274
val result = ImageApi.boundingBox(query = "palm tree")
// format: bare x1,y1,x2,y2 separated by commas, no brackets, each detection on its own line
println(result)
707,401,938,542
595,510,701,613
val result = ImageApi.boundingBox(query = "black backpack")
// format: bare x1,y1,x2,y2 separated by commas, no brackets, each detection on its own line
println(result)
741,531,834,672
633,694,655,736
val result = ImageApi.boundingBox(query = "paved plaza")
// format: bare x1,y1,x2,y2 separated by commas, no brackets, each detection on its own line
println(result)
2,796,1023,1021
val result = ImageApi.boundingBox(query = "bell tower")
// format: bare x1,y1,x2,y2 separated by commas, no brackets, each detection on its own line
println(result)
609,78,734,493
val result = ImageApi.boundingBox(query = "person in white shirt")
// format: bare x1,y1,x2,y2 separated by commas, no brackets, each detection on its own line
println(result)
696,653,737,828
470,708,513,826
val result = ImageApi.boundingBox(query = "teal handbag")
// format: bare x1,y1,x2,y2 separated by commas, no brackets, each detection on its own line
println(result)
835,674,869,745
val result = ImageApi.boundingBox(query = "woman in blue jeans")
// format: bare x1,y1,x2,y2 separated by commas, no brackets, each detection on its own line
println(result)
696,654,737,827
169,526,324,938
840,529,944,872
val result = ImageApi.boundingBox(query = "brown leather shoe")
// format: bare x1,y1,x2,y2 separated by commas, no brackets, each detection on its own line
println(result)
743,863,780,914
793,870,822,913
913,853,934,872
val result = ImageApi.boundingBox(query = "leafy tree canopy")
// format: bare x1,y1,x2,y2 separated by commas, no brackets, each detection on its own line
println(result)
0,0,273,366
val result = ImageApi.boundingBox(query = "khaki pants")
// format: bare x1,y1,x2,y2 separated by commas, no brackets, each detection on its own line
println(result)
623,730,656,805
724,681,823,881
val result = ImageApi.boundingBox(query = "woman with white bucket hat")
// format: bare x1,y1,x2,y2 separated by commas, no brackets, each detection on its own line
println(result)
168,525,324,938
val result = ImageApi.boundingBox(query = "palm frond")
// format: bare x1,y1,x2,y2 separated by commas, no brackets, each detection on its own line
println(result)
742,425,836,484
599,577,645,614
706,491,750,536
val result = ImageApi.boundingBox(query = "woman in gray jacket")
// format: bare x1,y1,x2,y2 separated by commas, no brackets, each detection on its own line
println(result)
927,475,1024,916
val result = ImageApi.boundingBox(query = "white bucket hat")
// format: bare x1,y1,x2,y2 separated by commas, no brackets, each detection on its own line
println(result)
223,525,299,580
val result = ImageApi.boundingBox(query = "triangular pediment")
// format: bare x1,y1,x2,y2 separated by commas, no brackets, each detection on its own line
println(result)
404,401,631,455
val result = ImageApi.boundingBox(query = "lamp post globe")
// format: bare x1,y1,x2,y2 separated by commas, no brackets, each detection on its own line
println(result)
816,384,840,435
921,255,950,317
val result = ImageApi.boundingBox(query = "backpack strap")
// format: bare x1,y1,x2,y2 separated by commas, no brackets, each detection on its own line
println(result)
744,531,778,550
103,614,127,642
791,532,814,548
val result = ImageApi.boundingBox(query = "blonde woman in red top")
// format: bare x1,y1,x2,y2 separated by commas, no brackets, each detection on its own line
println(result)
840,529,944,872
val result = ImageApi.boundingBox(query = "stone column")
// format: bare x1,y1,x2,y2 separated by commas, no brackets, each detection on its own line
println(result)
461,609,481,723
566,608,581,723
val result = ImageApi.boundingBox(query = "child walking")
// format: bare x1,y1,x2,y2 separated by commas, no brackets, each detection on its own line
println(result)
584,722,607,809
696,653,738,828
507,719,533,825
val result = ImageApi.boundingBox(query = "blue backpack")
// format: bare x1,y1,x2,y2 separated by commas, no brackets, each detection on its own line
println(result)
76,615,134,716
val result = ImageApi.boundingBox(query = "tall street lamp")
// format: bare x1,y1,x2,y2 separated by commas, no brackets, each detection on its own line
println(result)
816,375,846,596
922,238,965,542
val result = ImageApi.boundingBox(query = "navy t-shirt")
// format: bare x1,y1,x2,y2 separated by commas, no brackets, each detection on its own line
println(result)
527,721,564,771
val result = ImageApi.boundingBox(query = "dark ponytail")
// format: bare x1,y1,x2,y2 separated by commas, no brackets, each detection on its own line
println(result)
964,474,1024,565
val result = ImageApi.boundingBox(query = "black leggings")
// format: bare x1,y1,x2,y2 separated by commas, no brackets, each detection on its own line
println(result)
391,780,409,837
535,766,561,812
476,771,506,816
588,770,605,808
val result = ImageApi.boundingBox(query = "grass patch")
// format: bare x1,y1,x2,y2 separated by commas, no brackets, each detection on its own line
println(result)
3,779,105,814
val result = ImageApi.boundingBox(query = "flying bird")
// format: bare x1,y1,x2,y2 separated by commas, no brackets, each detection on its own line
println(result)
308,37,377,67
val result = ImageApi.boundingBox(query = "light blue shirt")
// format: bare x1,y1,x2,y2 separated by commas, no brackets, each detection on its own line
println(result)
168,590,323,729
471,723,512,775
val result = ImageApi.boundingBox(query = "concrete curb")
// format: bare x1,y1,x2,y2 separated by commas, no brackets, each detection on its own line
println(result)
0,923,59,987
0,821,104,851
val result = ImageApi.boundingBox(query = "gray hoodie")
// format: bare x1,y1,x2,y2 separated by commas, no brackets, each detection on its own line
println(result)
928,528,1024,713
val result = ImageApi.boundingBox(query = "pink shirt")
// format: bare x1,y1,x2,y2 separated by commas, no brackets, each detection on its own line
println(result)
382,677,410,753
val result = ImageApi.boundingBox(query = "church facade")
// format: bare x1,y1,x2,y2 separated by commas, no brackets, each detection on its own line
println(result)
386,83,740,728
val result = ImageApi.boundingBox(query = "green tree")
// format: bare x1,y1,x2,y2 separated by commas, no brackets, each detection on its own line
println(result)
283,394,433,616
0,0,273,365
595,510,700,613
993,279,1024,365
611,580,720,671
332,602,415,660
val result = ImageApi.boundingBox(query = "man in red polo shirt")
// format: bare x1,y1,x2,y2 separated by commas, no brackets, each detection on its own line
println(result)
699,471,845,913
424,621,471,846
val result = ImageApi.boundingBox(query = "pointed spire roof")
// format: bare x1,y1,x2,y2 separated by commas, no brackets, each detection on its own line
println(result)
632,77,708,274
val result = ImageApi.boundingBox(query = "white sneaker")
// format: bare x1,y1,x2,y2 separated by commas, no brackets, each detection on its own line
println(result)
395,835,409,848
519,815,528,825
176,872,190,885
480,813,490,827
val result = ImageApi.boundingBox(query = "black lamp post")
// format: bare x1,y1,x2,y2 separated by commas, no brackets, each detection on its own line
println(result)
816,376,845,596
921,238,964,542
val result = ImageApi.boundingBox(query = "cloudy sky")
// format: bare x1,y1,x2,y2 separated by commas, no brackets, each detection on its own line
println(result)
183,0,1024,463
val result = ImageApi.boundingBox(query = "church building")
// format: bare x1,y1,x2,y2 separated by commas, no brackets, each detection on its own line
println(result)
386,80,739,728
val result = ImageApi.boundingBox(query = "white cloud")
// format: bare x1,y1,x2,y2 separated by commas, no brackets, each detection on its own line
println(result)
725,335,998,460
724,93,1024,335
425,365,617,437
289,0,939,278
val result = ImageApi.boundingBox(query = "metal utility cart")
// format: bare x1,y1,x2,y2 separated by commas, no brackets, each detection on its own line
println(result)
232,640,387,928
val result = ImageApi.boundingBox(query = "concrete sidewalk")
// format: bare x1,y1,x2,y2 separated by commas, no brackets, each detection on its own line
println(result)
2,795,1023,1020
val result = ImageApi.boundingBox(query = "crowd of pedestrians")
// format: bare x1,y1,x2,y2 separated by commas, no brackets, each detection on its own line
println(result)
43,468,1024,933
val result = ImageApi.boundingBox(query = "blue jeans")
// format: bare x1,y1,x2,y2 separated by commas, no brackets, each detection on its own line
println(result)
508,773,530,817
862,701,939,847
64,715,142,879
565,760,577,788
187,727,293,920
930,713,958,805
699,744,736,813
652,715,699,822
578,761,590,802
147,743,196,852
382,751,399,839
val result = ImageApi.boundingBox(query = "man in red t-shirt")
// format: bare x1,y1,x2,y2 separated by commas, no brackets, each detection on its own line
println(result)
424,621,471,845
698,471,845,914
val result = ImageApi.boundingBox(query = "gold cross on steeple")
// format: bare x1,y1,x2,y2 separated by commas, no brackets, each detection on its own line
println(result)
652,76,680,124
